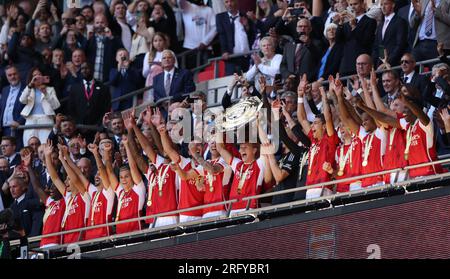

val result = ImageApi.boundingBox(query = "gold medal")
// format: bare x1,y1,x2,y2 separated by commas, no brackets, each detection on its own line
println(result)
404,153,409,161
362,160,368,167
158,190,163,197
337,170,344,176
147,200,152,207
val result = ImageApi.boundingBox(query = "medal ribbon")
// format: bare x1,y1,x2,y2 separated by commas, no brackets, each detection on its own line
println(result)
61,195,75,229
404,119,418,159
363,132,375,164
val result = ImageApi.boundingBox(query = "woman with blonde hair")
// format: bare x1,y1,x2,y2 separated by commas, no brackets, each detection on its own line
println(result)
130,12,155,63
20,67,60,144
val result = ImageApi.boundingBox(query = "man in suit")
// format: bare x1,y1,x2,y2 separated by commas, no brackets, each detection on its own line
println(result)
380,70,402,106
85,13,123,83
400,53,431,101
66,62,111,142
280,18,324,82
0,137,21,168
336,0,377,76
8,176,42,237
398,0,417,51
0,66,26,149
372,0,408,68
410,0,450,62
216,0,256,76
109,49,140,111
153,50,196,103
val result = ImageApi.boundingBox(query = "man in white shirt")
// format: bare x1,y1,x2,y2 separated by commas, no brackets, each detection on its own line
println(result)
178,0,217,69
216,0,256,75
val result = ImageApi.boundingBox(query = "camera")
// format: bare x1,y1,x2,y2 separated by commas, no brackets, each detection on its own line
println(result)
121,56,127,62
290,8,304,16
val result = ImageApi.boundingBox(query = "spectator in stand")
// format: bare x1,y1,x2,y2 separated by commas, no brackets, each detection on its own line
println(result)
63,48,87,97
110,48,140,111
142,32,170,102
410,0,450,62
53,23,88,63
7,175,43,237
111,0,133,53
85,13,123,82
148,2,179,53
0,137,21,167
130,11,155,69
398,0,417,52
67,62,111,141
247,0,277,42
127,0,151,31
380,70,401,107
335,0,377,76
400,53,431,101
102,112,126,153
317,23,344,80
48,114,78,147
7,31,42,82
75,14,91,39
178,0,217,69
0,66,26,145
372,0,408,68
246,36,282,94
280,18,323,82
92,0,122,38
81,5,95,36
152,49,196,102
19,67,60,145
216,0,256,75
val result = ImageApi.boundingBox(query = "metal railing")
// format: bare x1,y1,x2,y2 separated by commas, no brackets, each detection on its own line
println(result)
11,157,450,249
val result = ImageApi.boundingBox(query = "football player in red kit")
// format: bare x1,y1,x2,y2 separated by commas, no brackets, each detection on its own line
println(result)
24,147,65,248
84,143,115,240
126,107,179,227
46,144,90,244
106,135,146,234
336,79,385,188
297,80,340,198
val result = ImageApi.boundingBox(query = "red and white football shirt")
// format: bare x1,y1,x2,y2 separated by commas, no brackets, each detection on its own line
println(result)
358,127,386,187
115,182,145,234
40,197,66,247
335,136,363,192
145,155,179,224
84,186,115,240
399,118,443,177
306,130,340,188
202,157,232,215
177,156,204,217
62,191,90,244
228,157,265,210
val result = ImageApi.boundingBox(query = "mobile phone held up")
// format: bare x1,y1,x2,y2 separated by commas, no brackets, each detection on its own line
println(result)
290,8,304,17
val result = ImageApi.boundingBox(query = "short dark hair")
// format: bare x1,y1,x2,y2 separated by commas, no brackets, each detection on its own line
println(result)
315,113,326,124
1,136,16,146
382,69,399,80
61,115,76,124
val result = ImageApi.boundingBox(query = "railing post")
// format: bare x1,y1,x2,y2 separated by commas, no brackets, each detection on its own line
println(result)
214,60,219,79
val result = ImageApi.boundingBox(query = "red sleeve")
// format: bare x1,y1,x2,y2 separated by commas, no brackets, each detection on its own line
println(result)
225,143,241,160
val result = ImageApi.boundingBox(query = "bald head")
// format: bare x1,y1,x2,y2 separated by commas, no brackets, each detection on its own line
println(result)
356,54,372,77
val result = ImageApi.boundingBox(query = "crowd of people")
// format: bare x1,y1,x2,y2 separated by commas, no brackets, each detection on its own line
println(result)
0,0,449,251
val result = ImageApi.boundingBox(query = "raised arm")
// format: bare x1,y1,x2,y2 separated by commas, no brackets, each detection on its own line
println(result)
370,70,396,117
58,145,86,194
399,93,430,126
189,142,222,175
132,107,158,165
123,110,148,174
154,108,181,163
297,74,311,134
355,99,400,128
103,143,119,191
43,141,66,196
23,149,48,203
122,136,143,185
88,143,111,190
61,139,91,189
335,81,360,135
215,131,233,165
320,86,335,137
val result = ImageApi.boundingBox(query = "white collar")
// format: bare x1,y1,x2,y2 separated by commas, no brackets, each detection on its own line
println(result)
165,68,175,76
8,153,17,163
356,14,364,22
228,11,239,18
384,13,395,22
405,71,415,80
10,83,21,90
16,193,26,204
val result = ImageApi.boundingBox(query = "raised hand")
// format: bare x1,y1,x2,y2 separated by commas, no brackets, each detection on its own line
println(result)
322,162,333,174
44,140,54,157
143,105,153,126
121,134,129,145
151,107,164,127
259,75,267,93
260,142,276,155
350,75,360,91
22,149,32,169
88,143,98,154
102,112,112,128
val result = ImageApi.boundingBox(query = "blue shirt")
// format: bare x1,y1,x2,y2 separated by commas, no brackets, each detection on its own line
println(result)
318,47,332,80
2,84,21,126
30,89,45,115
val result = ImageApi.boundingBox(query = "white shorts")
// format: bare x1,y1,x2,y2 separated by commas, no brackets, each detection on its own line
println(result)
39,243,59,249
305,188,332,199
203,210,226,218
153,216,179,228
349,181,362,191
179,215,202,223
229,208,256,216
